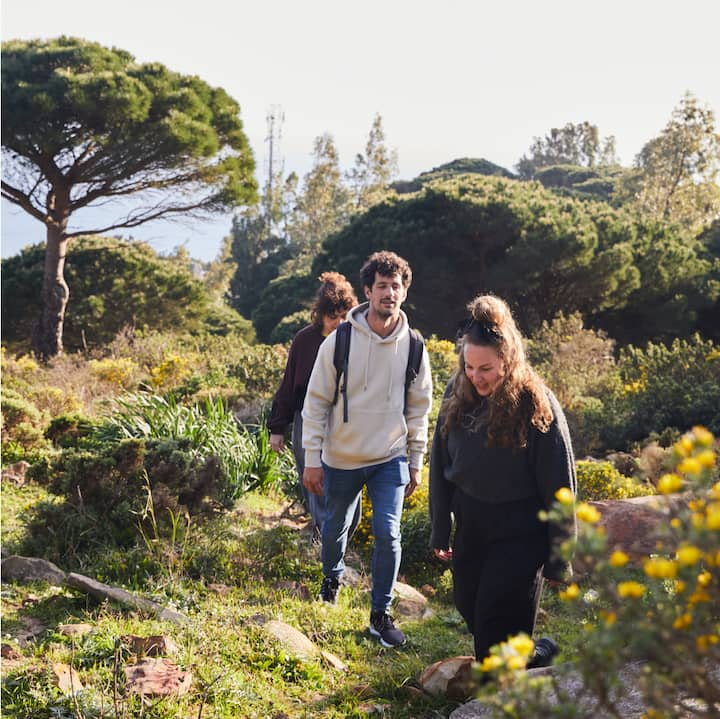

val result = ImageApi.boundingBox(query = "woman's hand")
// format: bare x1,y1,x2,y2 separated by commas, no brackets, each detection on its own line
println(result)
270,433,285,453
433,548,453,562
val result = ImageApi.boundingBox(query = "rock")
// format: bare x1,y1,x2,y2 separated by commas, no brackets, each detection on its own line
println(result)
1,460,29,486
124,658,191,696
420,656,475,699
341,565,365,588
52,662,84,694
123,634,178,657
586,496,682,565
394,581,428,604
1,556,67,586
394,580,433,620
65,573,188,624
320,649,347,672
1,643,21,660
263,619,319,660
58,623,94,638
16,616,48,645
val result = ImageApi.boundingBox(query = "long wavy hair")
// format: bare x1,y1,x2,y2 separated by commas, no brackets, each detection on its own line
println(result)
310,271,358,329
441,294,553,448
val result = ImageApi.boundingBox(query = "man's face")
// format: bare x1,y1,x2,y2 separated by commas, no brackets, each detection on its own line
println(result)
365,272,407,319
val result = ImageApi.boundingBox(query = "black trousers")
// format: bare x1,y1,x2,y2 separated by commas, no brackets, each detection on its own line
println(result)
451,490,549,661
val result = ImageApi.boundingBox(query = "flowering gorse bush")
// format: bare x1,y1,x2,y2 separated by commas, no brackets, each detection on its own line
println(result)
576,459,653,501
477,426,719,717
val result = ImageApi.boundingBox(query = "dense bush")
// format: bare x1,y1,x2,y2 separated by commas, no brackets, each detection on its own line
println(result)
269,310,313,344
1,237,254,354
576,460,653,501
599,335,720,450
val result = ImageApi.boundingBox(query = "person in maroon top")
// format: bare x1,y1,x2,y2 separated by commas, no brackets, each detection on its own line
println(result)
269,272,360,540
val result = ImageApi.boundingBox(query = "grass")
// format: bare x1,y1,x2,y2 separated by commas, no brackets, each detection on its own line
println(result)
1,482,584,718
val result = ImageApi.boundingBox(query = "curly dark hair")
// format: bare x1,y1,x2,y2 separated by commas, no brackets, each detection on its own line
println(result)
441,294,553,448
310,272,358,328
359,250,412,291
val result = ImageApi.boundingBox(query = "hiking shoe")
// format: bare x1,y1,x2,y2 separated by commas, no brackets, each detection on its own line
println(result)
319,576,340,604
369,611,406,648
527,636,558,669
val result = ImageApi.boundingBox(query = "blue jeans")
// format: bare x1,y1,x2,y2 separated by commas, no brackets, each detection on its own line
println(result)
322,457,410,613
292,411,362,536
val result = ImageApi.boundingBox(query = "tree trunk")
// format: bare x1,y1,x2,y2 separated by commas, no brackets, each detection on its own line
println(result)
33,225,69,359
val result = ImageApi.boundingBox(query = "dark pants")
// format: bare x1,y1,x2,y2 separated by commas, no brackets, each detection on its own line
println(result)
451,490,548,661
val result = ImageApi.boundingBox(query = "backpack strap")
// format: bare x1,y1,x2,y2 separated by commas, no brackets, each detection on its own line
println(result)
332,321,351,422
404,329,425,413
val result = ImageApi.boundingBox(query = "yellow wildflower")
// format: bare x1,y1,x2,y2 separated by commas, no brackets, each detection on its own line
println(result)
506,655,527,670
697,450,716,469
674,580,687,594
507,634,535,658
675,435,694,457
707,505,720,531
689,590,711,606
576,503,601,524
673,613,692,630
643,557,678,579
480,655,503,672
676,545,702,566
709,482,720,501
609,550,629,567
678,457,702,476
657,473,683,494
670,518,682,529
559,583,580,600
697,570,712,588
600,609,616,626
555,487,574,505
618,581,646,599
691,513,705,529
692,426,714,447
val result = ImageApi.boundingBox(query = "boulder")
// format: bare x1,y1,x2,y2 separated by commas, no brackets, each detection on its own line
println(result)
394,580,433,620
1,556,67,586
419,656,475,700
587,495,682,564
262,619,346,672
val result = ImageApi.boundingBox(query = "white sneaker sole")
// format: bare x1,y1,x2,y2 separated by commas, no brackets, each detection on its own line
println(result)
369,625,406,648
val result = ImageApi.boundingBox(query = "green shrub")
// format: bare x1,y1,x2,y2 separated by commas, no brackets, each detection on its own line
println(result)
600,335,720,449
269,310,312,344
576,459,654,501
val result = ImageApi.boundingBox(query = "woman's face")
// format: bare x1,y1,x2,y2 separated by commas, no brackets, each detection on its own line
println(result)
322,311,345,336
463,342,503,397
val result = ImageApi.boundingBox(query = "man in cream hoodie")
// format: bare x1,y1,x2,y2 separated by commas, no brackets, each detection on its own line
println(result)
302,251,433,647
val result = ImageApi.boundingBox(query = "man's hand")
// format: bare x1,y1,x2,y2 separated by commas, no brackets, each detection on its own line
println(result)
304,466,324,496
270,433,285,453
433,548,453,561
405,467,420,498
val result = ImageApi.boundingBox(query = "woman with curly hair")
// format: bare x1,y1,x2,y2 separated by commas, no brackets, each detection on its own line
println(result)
269,271,360,540
429,294,576,667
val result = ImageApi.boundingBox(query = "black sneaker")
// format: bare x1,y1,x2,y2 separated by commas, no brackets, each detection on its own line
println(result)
527,636,558,669
369,611,406,648
319,576,340,604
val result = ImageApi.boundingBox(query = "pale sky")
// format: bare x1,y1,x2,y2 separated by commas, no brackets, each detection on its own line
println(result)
2,0,719,261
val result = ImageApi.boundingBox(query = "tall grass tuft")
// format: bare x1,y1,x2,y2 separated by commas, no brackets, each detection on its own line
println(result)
96,393,285,502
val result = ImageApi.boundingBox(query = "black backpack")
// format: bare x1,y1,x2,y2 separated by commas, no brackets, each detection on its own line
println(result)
331,321,424,423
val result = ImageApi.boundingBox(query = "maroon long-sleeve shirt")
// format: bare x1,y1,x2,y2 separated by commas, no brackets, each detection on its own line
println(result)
268,324,326,435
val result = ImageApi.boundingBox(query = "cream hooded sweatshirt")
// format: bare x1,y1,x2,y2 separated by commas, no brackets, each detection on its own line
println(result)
302,303,433,471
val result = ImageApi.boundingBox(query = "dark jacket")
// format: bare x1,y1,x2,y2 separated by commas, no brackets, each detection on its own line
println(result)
268,324,326,435
429,384,576,580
